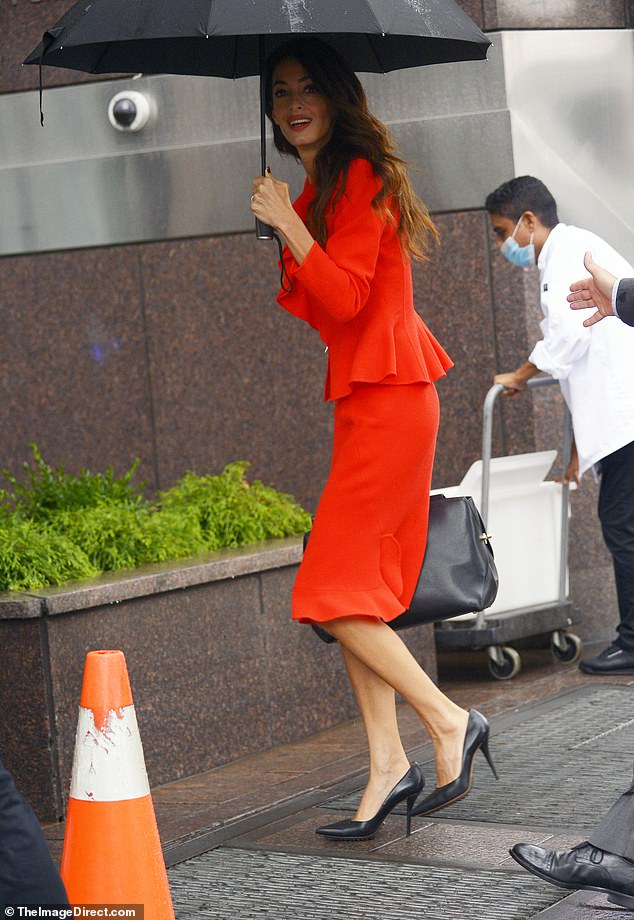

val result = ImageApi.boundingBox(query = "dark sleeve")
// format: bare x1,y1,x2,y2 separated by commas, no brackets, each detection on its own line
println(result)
616,278,634,327
0,757,69,906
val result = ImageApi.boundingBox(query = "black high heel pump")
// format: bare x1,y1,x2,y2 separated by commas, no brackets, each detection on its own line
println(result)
409,710,497,819
316,763,424,840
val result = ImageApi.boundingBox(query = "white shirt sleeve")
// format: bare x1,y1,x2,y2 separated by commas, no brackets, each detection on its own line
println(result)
612,277,623,319
529,269,592,380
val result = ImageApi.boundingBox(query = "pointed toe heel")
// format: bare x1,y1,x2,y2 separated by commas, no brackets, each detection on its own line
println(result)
317,762,424,841
409,709,497,820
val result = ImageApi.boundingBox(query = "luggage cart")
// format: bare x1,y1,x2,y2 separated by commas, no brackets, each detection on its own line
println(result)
434,377,582,680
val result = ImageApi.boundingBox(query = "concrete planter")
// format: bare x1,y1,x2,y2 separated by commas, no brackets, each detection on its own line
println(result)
0,537,436,822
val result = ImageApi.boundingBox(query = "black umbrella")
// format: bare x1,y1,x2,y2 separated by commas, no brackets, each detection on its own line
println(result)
25,0,491,238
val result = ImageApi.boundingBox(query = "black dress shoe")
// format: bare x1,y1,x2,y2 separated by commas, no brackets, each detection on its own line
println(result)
316,763,424,840
409,710,497,819
510,842,634,908
579,644,634,674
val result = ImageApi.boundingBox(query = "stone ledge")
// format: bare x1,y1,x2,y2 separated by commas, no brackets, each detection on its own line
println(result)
0,536,304,618
0,593,43,619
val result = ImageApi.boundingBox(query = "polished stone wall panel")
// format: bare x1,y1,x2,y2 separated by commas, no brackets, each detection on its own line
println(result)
46,576,272,794
570,563,619,647
399,624,438,684
482,0,627,29
139,234,332,511
455,0,486,28
2,1,125,94
0,247,155,486
0,619,59,821
259,567,359,745
568,478,611,581
486,232,542,458
414,211,500,488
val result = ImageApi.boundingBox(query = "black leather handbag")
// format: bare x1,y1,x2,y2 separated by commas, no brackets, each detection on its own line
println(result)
309,494,499,644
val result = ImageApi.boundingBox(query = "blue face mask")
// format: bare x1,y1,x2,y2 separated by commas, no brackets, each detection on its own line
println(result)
500,215,536,268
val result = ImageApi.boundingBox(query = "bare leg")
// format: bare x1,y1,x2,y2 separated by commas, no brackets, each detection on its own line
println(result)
326,616,469,789
342,646,410,820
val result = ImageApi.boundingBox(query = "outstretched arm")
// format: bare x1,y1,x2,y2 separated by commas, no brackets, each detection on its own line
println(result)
562,437,580,485
567,251,617,327
493,361,539,397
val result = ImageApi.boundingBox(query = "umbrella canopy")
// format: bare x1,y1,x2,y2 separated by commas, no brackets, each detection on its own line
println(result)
24,0,490,239
25,1,490,77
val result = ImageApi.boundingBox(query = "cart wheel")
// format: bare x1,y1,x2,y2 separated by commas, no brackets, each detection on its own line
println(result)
551,631,583,664
487,646,522,680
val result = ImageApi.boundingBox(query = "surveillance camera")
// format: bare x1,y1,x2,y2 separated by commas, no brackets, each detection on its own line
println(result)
107,90,153,132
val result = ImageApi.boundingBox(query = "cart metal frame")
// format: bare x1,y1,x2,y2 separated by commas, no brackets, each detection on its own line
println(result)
434,377,582,679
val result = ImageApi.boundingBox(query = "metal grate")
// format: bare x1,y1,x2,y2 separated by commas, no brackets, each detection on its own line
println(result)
323,687,634,829
169,849,562,919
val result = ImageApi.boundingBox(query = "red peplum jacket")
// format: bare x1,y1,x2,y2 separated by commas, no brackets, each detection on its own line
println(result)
277,157,452,401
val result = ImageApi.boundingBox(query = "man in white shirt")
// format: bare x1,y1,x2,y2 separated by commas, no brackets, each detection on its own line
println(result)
485,176,634,674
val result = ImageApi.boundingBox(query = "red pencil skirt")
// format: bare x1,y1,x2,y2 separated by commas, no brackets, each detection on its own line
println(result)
292,381,440,624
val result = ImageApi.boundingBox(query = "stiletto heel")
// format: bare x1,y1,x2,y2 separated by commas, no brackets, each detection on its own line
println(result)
480,733,498,779
316,763,424,841
405,792,417,837
409,710,496,819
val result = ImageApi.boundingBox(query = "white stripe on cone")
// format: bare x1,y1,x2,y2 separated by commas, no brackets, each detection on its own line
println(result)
70,705,150,802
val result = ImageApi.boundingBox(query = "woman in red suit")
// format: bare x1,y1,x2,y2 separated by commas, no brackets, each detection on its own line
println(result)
251,38,496,840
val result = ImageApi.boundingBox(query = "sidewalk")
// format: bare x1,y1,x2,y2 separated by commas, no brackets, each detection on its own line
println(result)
45,643,634,918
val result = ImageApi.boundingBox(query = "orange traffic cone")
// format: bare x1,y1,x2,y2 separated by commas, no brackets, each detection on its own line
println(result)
61,650,175,917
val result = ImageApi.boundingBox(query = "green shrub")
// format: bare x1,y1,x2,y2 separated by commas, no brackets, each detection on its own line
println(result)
0,517,99,591
1,444,145,520
50,504,206,571
158,462,312,549
0,450,311,591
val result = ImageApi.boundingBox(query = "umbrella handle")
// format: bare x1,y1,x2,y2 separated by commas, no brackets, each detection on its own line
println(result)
256,217,274,240
256,40,274,241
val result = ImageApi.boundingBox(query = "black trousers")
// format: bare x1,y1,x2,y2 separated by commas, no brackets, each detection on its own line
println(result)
598,439,634,652
0,757,69,908
589,761,634,860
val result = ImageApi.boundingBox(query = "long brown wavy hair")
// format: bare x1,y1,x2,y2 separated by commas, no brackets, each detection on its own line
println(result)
265,38,439,260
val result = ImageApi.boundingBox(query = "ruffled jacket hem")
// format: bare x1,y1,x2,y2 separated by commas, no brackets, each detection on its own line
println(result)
324,315,453,401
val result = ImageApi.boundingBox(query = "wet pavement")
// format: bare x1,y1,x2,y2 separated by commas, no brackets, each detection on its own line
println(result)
45,642,634,918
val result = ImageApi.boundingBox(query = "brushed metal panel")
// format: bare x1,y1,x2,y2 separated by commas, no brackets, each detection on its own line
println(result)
3,53,504,169
500,29,634,264
0,50,507,256
489,0,625,30
0,111,513,254
0,143,301,255
390,111,514,212
0,75,263,169
362,43,506,121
